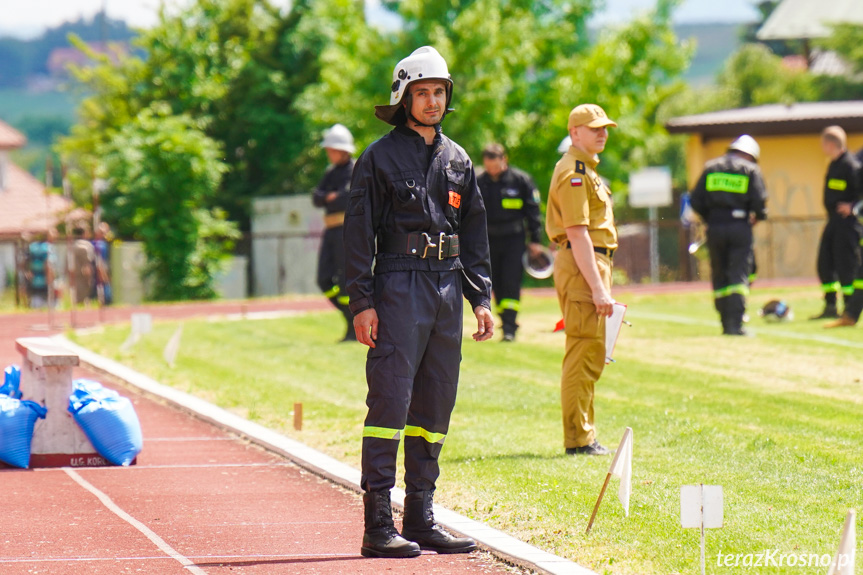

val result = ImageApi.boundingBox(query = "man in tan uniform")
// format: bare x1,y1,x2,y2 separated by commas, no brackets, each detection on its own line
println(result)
546,104,618,456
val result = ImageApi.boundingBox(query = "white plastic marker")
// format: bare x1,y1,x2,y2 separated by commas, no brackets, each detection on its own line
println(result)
681,484,723,575
163,324,183,368
605,302,628,364
586,427,633,534
827,509,856,575
121,313,153,351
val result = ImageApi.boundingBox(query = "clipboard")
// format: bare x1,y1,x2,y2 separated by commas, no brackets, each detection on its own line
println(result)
605,302,628,364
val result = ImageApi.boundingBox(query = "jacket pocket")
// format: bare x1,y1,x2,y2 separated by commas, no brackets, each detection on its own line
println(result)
348,188,365,216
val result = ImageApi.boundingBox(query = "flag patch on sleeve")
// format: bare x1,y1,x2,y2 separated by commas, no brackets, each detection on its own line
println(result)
570,177,583,187
448,190,461,208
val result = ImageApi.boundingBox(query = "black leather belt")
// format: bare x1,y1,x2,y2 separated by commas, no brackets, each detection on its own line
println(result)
561,241,614,259
380,232,460,260
593,246,615,259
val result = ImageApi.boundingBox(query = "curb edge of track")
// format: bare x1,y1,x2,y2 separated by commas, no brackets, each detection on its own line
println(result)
55,334,599,575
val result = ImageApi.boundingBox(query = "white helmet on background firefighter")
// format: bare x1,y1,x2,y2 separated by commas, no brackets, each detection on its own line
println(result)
374,46,453,126
759,299,793,322
557,135,572,154
728,135,760,162
522,246,555,279
321,123,356,155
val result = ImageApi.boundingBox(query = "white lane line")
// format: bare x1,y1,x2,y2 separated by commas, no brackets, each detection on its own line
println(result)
38,462,293,472
63,468,208,575
628,310,863,349
146,437,235,442
0,553,357,564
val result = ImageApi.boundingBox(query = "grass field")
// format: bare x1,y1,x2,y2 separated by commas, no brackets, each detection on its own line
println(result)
70,285,862,575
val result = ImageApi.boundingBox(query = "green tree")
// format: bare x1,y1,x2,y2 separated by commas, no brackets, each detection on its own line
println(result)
716,43,817,107
99,105,238,300
814,24,863,101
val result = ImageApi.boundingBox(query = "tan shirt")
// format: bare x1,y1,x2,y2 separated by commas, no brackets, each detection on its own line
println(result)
545,147,618,250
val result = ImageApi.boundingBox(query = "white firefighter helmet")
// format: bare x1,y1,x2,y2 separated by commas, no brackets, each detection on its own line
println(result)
557,135,572,154
522,245,555,279
374,46,453,126
728,135,760,162
758,299,793,322
321,123,356,155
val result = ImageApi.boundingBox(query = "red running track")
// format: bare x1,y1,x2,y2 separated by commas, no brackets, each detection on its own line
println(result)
0,299,524,575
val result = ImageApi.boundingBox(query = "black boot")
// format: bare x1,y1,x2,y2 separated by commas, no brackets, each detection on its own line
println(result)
361,491,421,558
401,491,476,554
809,303,839,320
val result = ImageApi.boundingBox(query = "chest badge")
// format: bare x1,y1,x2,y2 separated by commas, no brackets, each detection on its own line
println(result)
448,190,461,208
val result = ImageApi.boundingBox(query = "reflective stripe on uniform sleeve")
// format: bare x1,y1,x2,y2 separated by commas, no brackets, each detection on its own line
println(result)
501,198,524,210
842,284,855,296
363,426,403,440
404,425,446,444
713,284,749,298
705,173,750,194
496,298,520,313
337,295,350,305
827,179,847,191
821,282,840,294
324,285,341,299
854,280,863,290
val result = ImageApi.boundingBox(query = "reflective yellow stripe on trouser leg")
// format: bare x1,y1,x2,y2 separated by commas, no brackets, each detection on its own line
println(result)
363,426,403,440
404,425,446,444
496,298,520,314
713,284,749,298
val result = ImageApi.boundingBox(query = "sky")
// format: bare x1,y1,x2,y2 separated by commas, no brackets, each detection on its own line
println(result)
0,0,760,39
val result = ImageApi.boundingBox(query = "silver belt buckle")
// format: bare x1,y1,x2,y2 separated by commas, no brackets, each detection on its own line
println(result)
438,232,446,260
732,209,747,219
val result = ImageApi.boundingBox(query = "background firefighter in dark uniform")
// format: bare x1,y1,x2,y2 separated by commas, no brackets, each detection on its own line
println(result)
477,143,543,341
690,135,767,336
313,124,356,341
811,125,862,320
344,46,494,559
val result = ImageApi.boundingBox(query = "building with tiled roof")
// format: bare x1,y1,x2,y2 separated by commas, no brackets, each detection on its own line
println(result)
0,119,73,240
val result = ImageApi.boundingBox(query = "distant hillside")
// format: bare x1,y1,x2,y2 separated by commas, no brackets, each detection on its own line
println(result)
676,22,745,86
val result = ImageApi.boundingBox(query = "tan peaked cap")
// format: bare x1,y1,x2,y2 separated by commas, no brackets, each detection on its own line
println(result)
568,104,618,130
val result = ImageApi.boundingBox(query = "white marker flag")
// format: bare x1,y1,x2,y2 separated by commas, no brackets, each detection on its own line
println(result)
605,302,627,364
827,509,856,575
608,427,633,516
163,324,183,368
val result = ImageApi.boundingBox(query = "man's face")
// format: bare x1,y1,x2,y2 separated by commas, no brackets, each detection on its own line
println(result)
407,80,447,126
325,148,350,165
571,124,609,156
482,155,507,179
821,137,840,158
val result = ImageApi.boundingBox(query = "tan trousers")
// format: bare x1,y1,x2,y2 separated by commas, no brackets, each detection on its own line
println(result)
553,248,612,448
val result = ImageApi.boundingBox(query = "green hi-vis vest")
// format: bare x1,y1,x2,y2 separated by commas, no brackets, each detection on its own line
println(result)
706,172,750,194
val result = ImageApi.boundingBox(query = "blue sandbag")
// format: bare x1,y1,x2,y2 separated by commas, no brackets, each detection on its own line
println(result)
0,396,47,468
0,365,22,399
68,379,143,466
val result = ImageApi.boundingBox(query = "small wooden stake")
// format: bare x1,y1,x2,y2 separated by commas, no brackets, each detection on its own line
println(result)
293,402,303,431
586,472,612,534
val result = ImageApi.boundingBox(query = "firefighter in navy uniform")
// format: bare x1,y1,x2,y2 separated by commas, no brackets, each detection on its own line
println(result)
812,126,862,320
344,46,494,559
313,124,356,341
477,143,543,341
690,135,767,336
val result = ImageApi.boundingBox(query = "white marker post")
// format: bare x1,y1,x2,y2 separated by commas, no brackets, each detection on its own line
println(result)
827,509,856,575
586,427,633,534
681,484,723,575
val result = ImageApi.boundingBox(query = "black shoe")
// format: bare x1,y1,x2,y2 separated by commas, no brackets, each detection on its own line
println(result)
565,441,611,456
361,491,421,559
810,305,839,320
722,327,750,336
501,332,515,342
401,491,476,554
